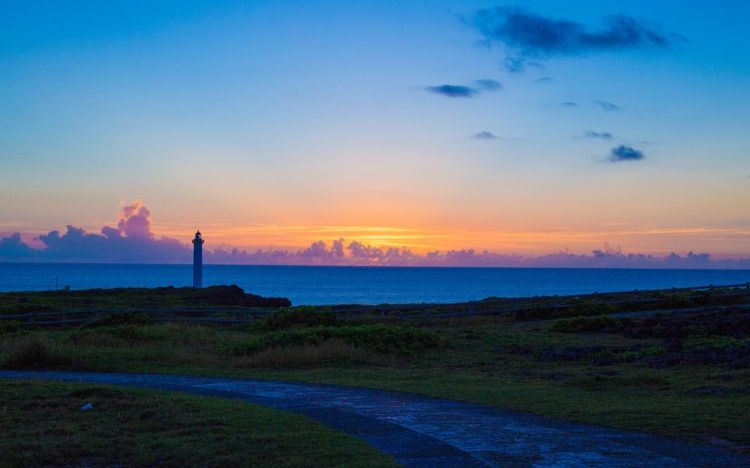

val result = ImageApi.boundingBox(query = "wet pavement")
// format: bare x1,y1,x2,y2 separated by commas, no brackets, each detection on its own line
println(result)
1,370,747,467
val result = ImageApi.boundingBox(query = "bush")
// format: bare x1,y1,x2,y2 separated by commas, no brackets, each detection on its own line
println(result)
655,292,694,309
234,339,376,368
682,335,750,351
0,320,22,335
551,315,622,333
0,338,71,369
189,285,291,308
70,324,164,345
514,299,618,320
230,324,442,356
82,312,153,328
255,307,337,331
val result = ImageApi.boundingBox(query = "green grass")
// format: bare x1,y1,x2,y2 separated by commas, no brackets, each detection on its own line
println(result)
0,380,395,467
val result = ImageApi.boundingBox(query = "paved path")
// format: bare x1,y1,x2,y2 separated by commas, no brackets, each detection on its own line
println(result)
2,370,747,467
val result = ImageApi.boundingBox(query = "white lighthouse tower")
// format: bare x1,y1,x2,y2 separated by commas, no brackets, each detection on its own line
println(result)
192,231,204,288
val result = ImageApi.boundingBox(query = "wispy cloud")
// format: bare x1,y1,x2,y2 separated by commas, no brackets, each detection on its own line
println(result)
580,130,613,140
471,7,673,72
609,145,645,162
474,79,502,91
472,131,501,140
593,100,622,111
560,101,578,108
423,79,501,98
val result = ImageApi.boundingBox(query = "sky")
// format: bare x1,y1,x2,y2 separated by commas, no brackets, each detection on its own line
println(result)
1,1,749,266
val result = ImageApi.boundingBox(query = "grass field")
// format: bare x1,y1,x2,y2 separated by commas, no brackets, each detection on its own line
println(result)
0,380,395,466
1,286,750,454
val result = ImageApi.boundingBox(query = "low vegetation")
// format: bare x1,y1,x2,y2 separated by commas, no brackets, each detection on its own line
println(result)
2,286,750,451
231,323,442,356
0,381,394,466
0,285,291,315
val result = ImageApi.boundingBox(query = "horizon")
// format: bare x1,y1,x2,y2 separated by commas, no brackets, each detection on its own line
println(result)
2,1,750,266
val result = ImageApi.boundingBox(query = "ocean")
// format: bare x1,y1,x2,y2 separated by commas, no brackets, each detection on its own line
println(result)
1,263,750,305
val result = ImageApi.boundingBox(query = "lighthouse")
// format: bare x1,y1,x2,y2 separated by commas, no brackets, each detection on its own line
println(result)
192,231,204,288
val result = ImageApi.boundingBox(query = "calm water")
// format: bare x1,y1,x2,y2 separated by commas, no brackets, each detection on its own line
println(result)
1,263,749,305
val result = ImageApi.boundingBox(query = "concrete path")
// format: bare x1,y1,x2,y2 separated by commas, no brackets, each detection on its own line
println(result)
1,370,747,467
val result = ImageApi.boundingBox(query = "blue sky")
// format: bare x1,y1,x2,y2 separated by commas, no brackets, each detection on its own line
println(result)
1,0,749,262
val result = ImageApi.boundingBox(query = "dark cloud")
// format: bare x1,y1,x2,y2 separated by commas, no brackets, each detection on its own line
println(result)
609,145,645,162
472,7,672,72
593,100,621,111
532,76,553,84
424,79,501,98
472,131,500,140
0,233,34,258
581,130,613,140
425,84,478,98
560,101,578,108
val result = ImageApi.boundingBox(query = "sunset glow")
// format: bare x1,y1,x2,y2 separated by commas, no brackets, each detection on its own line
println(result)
1,1,749,266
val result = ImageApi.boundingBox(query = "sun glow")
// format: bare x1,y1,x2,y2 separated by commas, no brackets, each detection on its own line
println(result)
148,223,750,258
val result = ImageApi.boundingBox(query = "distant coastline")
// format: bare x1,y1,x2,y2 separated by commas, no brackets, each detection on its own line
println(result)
2,263,749,305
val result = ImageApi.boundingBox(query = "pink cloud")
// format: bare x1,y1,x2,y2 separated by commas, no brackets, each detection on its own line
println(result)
116,200,152,239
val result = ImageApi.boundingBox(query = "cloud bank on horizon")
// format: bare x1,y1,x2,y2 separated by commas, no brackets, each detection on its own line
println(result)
1,203,748,269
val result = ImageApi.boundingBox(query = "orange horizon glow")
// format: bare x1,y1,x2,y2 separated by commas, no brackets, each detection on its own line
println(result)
143,223,750,258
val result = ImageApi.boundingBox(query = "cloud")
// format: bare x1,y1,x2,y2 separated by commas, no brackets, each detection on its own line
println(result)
472,131,500,140
471,7,672,72
117,200,152,239
581,130,613,140
609,145,645,162
0,233,34,258
593,100,621,112
424,79,501,98
425,84,477,98
532,76,553,84
474,79,502,91
1,201,190,263
4,203,749,269
560,101,578,108
3,229,750,269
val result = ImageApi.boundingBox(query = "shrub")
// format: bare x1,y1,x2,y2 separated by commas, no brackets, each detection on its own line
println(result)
0,337,72,369
682,335,750,351
551,315,622,333
234,339,375,368
82,312,153,328
189,285,291,308
69,324,165,346
0,320,22,335
655,292,694,309
255,307,336,331
514,299,618,320
230,324,441,356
